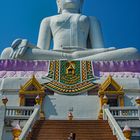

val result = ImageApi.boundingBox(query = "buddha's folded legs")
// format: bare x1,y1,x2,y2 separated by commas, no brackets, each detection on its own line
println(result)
1,47,73,60
1,46,115,60
75,47,140,61
29,47,140,61
1,47,139,61
71,47,116,59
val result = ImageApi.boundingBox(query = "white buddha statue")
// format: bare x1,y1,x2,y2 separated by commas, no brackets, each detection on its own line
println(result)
1,0,140,60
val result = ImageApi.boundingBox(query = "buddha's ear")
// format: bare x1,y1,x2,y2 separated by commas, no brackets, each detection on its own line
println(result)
56,0,62,14
58,7,62,14
57,6,62,14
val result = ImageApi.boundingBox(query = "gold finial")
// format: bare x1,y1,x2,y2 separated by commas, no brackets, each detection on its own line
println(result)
103,95,108,105
68,112,73,120
12,124,22,140
135,96,140,106
35,95,40,105
123,125,131,140
2,96,8,106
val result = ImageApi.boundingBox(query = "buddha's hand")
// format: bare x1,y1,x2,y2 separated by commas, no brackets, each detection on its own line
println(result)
10,39,29,59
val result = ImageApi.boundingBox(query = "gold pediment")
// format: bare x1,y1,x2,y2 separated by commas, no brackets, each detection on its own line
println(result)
19,75,45,94
99,75,123,95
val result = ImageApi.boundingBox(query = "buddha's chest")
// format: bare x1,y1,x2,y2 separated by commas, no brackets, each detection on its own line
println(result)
50,14,89,35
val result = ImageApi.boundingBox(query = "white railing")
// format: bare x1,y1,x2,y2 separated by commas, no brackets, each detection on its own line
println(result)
6,106,34,120
103,106,126,140
110,106,140,120
19,105,40,140
0,105,6,140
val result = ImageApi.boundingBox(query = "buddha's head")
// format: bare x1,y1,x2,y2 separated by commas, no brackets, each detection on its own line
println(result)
57,0,84,14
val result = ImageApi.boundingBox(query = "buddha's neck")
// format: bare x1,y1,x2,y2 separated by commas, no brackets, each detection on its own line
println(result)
62,9,79,14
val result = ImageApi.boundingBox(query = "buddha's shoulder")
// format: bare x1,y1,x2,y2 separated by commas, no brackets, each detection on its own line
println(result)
88,16,100,23
40,17,51,25
40,15,59,24
79,14,88,20
78,15,99,23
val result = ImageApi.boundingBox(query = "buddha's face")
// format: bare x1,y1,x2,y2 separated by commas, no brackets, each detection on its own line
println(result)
61,0,81,11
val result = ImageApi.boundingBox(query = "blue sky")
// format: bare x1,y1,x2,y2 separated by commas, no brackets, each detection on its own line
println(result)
0,0,140,52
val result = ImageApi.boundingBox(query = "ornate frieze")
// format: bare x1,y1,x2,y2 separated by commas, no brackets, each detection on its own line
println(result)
43,60,98,95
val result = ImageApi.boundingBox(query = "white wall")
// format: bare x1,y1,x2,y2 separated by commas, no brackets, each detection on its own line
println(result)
3,127,13,140
44,94,100,120
1,92,19,106
124,93,140,106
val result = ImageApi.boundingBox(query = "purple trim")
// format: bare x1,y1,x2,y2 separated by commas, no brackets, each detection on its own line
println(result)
93,60,140,72
0,60,140,72
0,60,49,71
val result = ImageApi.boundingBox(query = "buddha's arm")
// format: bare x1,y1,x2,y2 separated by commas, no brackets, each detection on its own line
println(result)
37,17,52,50
1,18,52,59
89,16,105,49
